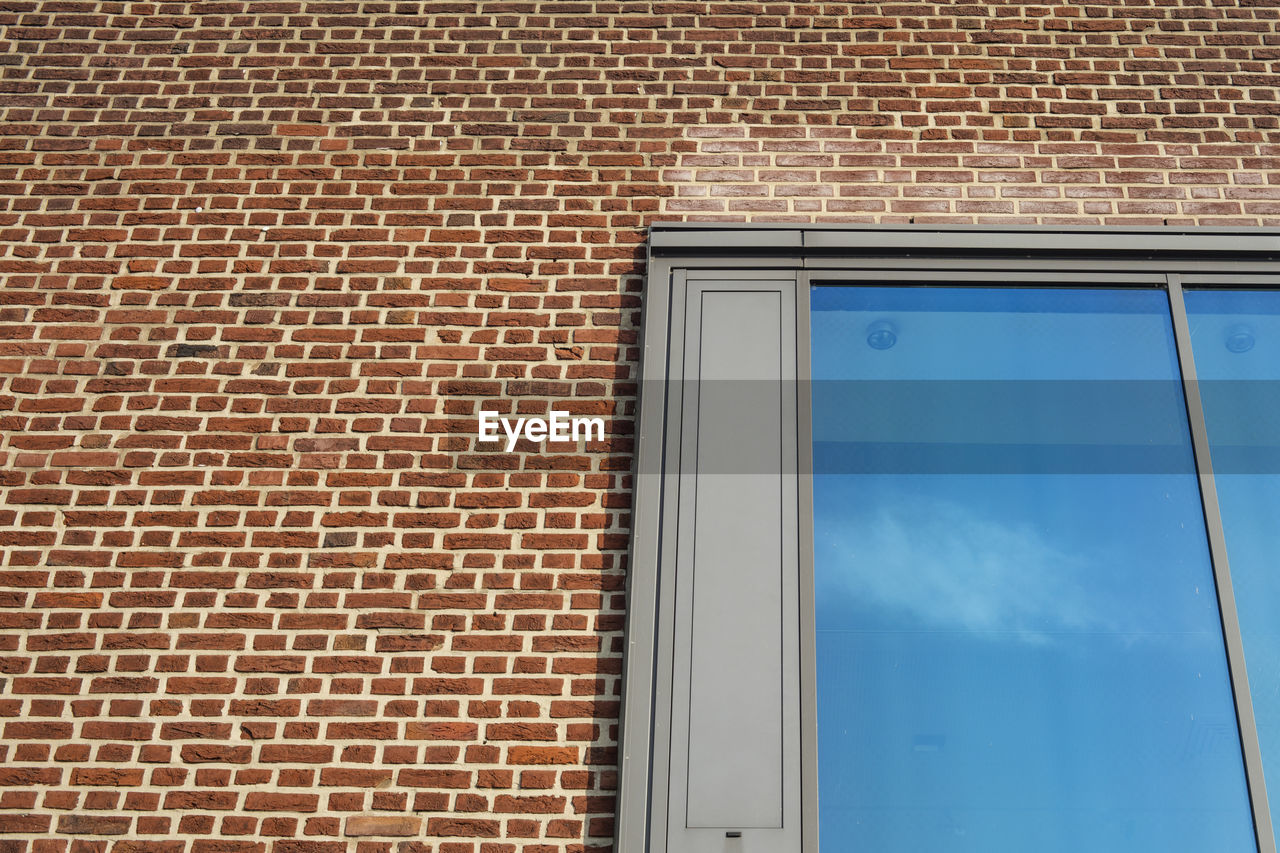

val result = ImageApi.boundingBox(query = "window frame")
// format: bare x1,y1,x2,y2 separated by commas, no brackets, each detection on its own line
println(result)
619,225,1280,853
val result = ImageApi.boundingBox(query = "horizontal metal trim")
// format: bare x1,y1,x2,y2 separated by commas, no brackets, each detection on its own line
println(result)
1180,274,1280,287
649,224,1280,259
804,229,1280,255
691,257,1280,275
809,270,1166,285
652,229,803,249
652,223,1279,234
666,256,804,271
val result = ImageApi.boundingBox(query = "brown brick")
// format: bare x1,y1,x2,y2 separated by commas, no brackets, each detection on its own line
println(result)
345,815,422,837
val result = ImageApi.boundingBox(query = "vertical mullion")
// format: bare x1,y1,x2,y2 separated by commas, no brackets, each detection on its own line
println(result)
795,271,818,853
1168,272,1276,853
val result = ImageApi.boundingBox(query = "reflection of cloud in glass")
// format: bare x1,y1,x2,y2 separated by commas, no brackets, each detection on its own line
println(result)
817,496,1117,642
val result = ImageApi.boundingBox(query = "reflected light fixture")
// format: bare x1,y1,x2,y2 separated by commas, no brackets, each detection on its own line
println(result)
866,319,897,350
1225,324,1255,354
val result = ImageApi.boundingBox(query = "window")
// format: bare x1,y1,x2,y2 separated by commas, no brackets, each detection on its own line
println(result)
812,285,1249,851
1186,289,1280,840
617,227,1280,853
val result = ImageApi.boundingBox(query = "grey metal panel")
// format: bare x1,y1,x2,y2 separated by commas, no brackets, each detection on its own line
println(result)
676,268,807,281
647,267,691,853
801,227,1280,255
649,230,804,250
615,255,674,853
1168,275,1276,853
668,255,805,272
804,257,1280,274
664,275,801,853
685,289,785,827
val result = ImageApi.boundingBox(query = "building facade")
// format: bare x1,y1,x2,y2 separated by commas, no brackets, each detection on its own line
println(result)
1,2,1279,851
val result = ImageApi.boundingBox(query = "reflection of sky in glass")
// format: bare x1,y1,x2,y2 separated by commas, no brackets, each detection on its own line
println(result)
812,287,1255,853
1187,289,1280,839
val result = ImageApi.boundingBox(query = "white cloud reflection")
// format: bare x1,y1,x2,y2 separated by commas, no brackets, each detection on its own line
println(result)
816,496,1121,643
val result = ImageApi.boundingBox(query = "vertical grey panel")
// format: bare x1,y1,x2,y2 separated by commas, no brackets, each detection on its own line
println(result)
663,276,801,853
615,260,678,853
685,290,785,828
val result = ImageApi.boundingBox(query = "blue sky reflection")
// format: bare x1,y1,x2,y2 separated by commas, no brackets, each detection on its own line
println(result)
811,287,1255,852
1187,288,1280,841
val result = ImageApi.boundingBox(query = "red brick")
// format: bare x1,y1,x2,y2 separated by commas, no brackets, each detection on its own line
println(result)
0,3,1276,849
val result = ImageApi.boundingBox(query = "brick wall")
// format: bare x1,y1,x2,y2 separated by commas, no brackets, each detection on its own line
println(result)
0,2,1277,852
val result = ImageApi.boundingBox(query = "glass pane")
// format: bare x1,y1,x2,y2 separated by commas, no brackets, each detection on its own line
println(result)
1186,288,1280,837
811,286,1256,853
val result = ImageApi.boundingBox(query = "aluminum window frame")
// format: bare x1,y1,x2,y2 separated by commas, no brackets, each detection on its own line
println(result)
619,225,1280,853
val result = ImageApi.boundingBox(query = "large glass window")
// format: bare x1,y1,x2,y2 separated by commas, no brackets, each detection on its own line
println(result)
811,287,1256,851
1188,290,1280,838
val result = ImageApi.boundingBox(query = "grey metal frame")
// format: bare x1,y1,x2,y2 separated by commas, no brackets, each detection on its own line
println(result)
619,225,1280,853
